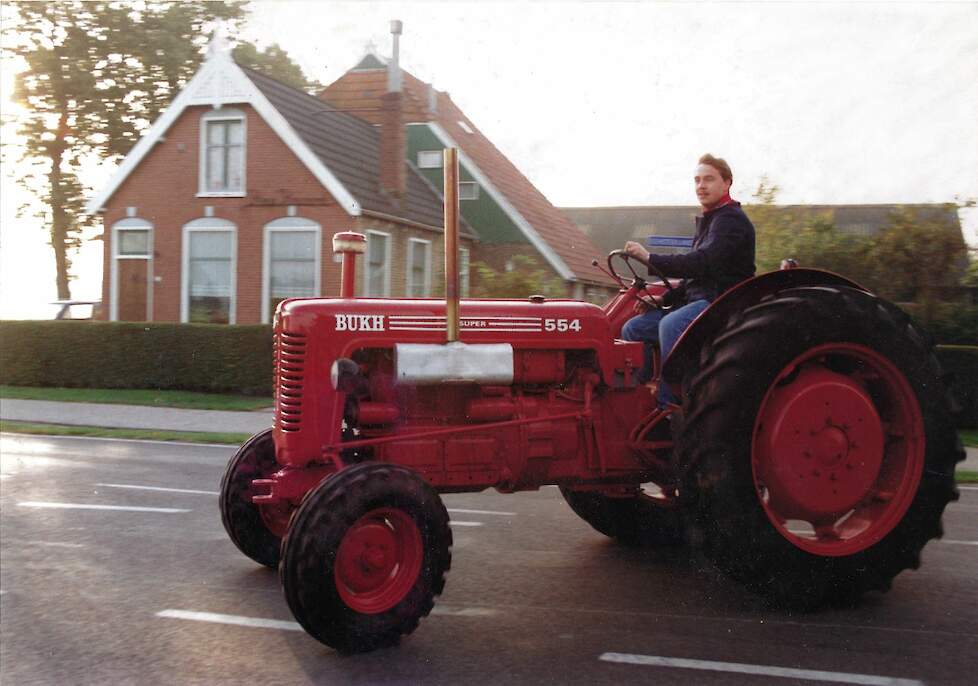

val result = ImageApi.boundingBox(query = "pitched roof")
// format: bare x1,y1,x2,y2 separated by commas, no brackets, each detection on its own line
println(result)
319,67,615,287
242,67,473,235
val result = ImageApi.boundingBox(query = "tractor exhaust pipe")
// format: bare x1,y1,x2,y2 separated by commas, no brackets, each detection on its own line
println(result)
444,147,460,342
394,146,513,386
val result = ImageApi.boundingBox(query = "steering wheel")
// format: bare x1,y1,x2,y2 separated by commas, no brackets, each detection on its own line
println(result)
607,249,675,311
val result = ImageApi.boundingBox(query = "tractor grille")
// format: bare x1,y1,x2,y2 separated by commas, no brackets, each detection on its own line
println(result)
275,331,307,433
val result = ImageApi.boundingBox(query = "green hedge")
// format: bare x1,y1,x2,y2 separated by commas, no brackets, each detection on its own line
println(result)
0,321,272,395
936,345,978,428
900,302,978,346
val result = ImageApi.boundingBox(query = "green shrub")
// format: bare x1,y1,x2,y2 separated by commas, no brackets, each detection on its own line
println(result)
900,302,978,346
936,345,978,428
0,321,272,395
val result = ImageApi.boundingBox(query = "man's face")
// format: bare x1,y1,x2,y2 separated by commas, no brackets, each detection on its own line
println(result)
694,163,732,208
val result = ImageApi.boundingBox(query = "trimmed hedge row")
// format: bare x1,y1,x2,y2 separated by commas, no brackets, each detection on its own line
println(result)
0,320,974,424
0,321,273,395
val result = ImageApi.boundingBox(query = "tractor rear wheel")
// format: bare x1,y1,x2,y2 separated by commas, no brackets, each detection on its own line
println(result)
279,462,452,653
559,486,685,547
677,286,963,608
219,428,290,568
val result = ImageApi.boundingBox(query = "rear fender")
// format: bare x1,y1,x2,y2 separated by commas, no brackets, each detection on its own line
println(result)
662,268,866,386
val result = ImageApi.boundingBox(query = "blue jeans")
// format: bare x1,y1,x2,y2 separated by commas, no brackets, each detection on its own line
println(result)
621,299,709,406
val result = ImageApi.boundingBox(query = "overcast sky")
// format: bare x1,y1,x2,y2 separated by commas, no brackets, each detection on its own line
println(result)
2,1,977,317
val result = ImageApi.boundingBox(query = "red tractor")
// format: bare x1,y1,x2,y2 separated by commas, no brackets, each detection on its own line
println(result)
219,152,963,653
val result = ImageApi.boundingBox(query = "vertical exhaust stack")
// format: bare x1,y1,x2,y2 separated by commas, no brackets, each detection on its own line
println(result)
332,232,366,298
395,146,514,385
380,20,406,200
443,147,460,342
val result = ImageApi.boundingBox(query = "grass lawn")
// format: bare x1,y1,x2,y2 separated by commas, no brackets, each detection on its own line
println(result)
0,420,249,445
0,385,271,411
957,470,978,484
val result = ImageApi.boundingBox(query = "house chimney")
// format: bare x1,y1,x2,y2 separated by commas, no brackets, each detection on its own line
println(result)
380,20,406,201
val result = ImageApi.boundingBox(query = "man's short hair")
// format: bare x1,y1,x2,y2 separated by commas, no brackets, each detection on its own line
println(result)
698,153,732,183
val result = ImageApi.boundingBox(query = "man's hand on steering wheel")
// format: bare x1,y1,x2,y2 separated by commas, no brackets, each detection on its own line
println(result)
606,245,674,312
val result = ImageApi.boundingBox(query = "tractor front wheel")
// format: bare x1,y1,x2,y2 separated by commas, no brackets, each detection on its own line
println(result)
279,462,452,653
560,486,685,547
677,286,963,608
219,428,291,568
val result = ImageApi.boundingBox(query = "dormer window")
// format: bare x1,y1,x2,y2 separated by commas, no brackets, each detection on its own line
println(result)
459,182,479,200
417,150,443,169
199,108,246,196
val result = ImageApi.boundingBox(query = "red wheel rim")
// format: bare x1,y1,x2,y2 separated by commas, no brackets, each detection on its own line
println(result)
752,343,924,557
334,507,423,614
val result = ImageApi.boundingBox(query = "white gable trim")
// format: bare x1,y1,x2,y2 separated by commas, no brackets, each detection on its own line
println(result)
417,122,574,281
85,52,361,217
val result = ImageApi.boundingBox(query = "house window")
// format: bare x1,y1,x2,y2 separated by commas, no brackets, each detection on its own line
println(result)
199,109,245,195
459,246,470,298
407,238,432,297
118,229,151,256
417,150,443,169
364,230,391,296
459,182,479,201
262,219,321,323
182,219,236,324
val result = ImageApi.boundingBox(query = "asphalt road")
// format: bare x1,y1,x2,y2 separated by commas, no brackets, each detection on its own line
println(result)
1,433,976,686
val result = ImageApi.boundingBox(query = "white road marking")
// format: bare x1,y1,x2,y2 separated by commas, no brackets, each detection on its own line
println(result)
0,431,235,449
156,609,301,631
449,521,483,527
942,539,978,546
447,507,516,516
599,653,924,686
431,606,498,617
31,541,85,549
0,474,12,479
95,482,219,496
18,501,189,514
958,485,978,491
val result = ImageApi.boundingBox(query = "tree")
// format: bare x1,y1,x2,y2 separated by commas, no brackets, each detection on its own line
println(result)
472,255,567,298
749,180,876,287
867,206,968,306
232,42,321,93
4,1,248,299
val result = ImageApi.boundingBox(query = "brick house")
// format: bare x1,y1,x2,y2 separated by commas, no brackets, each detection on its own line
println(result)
87,29,614,324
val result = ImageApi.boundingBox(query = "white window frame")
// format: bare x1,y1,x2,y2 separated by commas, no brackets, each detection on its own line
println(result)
363,229,392,297
417,150,443,169
406,237,432,297
198,108,246,197
459,182,479,201
459,246,470,298
110,218,154,322
181,218,237,324
261,217,322,323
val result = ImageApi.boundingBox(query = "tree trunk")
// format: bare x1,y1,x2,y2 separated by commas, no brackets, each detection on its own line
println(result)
48,109,72,301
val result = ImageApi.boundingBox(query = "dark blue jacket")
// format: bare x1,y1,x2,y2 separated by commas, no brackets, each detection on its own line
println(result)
648,202,756,303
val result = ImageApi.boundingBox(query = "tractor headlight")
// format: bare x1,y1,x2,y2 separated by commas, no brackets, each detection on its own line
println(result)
330,358,361,393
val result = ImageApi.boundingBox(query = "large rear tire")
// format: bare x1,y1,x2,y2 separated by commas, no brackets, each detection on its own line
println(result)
279,463,452,653
559,486,685,547
219,428,289,568
677,286,963,608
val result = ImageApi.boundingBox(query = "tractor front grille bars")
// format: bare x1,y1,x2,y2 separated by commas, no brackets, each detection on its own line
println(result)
275,331,307,433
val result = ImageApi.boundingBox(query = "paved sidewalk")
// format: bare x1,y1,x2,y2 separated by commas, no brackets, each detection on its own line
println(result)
0,398,975,471
0,398,271,435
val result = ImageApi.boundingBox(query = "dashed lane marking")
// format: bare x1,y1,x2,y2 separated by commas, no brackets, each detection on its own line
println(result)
599,653,925,686
157,605,497,631
156,610,301,632
942,539,978,546
18,501,190,514
95,483,219,496
447,507,516,516
449,521,483,527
